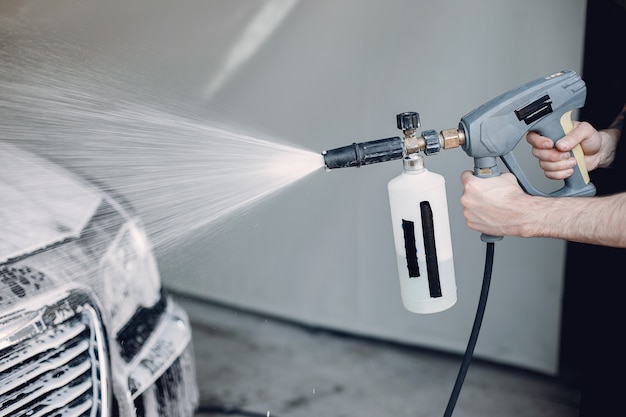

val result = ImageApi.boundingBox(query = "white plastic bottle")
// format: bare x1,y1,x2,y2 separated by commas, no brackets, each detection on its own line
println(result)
387,154,457,314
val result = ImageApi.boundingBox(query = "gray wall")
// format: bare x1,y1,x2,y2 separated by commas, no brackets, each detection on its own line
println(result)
2,0,587,374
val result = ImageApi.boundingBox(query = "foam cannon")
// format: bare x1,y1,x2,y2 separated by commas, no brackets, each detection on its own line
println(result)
322,112,462,314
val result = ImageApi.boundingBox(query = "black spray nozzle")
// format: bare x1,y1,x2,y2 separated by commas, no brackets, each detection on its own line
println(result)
322,136,404,169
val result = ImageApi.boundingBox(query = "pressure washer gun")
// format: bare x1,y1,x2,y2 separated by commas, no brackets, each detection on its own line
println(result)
323,70,595,198
322,70,596,416
321,70,596,315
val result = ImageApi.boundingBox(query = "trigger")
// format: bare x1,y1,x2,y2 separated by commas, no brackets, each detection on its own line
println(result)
559,110,575,134
558,111,591,185
571,144,591,184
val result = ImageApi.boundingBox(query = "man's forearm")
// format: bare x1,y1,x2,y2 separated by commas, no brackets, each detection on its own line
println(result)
521,193,626,248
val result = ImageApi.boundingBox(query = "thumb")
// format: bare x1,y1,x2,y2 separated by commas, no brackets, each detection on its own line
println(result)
555,137,573,152
555,121,587,151
460,170,474,184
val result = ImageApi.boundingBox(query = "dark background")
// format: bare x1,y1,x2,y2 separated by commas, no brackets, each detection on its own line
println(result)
559,0,626,388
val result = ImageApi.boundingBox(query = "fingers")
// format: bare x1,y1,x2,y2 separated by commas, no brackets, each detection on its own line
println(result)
460,170,474,184
554,121,595,151
526,121,592,151
537,159,576,180
460,170,519,189
459,172,524,236
526,130,555,150
526,131,577,180
532,145,576,180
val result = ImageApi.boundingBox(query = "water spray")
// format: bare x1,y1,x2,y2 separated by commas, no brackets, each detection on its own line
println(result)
321,70,596,416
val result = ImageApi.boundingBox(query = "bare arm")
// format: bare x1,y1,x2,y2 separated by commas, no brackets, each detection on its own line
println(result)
514,192,626,247
460,172,626,248
608,103,626,131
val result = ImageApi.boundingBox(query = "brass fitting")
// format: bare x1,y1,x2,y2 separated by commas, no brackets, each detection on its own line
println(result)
396,112,465,155
440,128,465,150
403,129,425,156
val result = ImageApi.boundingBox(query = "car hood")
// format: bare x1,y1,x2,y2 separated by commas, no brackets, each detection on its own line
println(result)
0,142,102,263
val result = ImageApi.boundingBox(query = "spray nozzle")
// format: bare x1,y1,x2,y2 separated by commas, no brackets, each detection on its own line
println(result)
322,112,465,170
322,136,404,169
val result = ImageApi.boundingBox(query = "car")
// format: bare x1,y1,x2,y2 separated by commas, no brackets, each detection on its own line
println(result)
0,141,199,416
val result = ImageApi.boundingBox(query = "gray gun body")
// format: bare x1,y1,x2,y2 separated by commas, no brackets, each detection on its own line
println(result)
459,70,596,197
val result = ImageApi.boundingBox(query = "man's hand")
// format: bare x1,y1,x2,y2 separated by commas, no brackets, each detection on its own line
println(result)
526,121,619,180
459,171,532,237
459,112,626,247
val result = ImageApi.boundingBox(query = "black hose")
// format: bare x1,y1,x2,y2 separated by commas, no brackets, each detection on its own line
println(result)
443,242,495,417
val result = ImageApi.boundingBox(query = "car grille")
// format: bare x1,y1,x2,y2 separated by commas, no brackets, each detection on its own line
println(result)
0,288,110,417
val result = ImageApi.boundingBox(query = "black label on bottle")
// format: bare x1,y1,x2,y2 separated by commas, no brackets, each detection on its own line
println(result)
401,219,420,278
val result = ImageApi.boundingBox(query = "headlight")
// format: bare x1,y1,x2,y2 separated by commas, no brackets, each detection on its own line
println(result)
100,219,161,333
